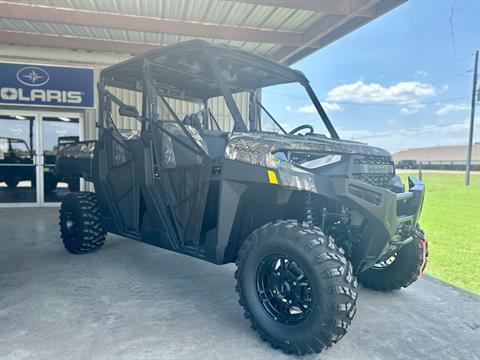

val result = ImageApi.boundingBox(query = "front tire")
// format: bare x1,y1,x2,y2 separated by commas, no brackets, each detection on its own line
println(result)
358,229,428,291
59,192,106,254
235,220,357,355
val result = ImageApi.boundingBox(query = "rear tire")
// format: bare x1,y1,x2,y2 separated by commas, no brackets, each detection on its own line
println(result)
59,192,106,254
235,220,357,355
358,228,427,291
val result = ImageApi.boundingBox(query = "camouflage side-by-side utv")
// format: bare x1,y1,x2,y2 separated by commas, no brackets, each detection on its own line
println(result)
55,40,428,355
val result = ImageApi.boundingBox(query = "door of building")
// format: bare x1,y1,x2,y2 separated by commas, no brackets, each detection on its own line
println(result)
0,110,83,207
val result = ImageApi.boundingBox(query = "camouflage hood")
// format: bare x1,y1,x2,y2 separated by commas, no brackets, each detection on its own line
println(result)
225,132,391,167
224,132,391,193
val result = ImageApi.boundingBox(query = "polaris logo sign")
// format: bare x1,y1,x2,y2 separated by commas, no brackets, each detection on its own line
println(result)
0,62,94,108
17,67,50,86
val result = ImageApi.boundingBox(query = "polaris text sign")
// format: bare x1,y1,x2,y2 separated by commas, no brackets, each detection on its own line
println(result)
0,62,94,108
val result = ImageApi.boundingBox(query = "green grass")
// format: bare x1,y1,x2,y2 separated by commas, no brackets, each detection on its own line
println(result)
398,172,480,294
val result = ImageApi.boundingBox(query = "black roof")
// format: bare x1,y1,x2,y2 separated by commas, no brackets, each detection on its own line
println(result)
101,40,308,100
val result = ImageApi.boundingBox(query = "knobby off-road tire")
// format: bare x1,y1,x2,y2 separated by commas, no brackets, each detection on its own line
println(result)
59,192,106,254
235,220,357,355
358,228,428,291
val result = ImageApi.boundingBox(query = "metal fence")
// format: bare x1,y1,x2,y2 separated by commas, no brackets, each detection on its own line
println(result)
398,160,480,171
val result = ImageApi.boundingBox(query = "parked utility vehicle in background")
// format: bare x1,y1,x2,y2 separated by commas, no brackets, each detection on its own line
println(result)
0,135,80,192
0,136,34,189
45,136,81,192
56,40,428,355
397,159,418,169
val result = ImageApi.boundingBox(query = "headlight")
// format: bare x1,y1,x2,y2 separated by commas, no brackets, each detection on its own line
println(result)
273,150,343,169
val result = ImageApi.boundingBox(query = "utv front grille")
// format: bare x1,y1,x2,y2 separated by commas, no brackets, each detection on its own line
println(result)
353,155,394,166
352,173,393,188
352,155,395,188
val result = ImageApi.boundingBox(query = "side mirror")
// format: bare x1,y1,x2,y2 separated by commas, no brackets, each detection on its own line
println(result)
119,105,139,118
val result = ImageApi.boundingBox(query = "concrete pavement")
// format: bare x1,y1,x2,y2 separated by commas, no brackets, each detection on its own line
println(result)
1,208,479,359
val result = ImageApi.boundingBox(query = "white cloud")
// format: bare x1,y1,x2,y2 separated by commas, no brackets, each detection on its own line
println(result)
298,102,342,113
323,102,342,111
326,81,436,105
387,118,398,124
400,103,426,115
261,121,293,133
400,107,416,115
339,117,479,152
284,105,292,112
298,105,316,114
280,123,293,133
436,103,470,116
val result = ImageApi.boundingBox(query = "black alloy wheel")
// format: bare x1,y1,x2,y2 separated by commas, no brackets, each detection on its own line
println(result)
256,254,313,325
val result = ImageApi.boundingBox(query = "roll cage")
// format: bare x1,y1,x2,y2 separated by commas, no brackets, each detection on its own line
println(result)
0,136,31,157
98,39,339,145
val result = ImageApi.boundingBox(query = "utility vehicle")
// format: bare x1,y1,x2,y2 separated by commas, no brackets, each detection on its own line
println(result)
56,40,427,355
0,136,79,191
0,136,33,189
45,136,81,192
397,159,417,169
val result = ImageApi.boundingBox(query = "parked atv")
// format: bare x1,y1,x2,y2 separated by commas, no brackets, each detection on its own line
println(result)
56,40,427,355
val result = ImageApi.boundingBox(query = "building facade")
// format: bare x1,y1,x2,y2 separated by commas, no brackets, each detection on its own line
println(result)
0,0,404,207
0,45,247,207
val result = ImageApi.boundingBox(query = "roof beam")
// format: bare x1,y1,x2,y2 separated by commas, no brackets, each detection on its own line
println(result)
233,0,375,17
0,1,306,47
0,30,160,54
272,0,381,64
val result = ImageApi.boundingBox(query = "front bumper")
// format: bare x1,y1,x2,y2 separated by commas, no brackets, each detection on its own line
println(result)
332,176,425,271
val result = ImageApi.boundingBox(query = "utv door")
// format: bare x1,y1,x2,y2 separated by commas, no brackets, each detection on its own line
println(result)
93,91,142,236
96,126,140,235
142,121,212,250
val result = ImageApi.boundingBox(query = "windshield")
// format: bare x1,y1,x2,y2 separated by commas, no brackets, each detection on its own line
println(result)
259,82,332,137
101,44,340,139
146,82,336,138
102,41,340,138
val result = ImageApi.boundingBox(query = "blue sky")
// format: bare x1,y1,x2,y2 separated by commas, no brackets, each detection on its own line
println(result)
262,0,480,153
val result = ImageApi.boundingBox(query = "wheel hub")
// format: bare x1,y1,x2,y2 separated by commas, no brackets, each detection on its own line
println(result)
256,254,313,325
372,253,397,269
64,212,77,239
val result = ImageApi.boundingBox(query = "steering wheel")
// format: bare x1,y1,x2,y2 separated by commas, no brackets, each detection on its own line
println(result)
288,124,314,135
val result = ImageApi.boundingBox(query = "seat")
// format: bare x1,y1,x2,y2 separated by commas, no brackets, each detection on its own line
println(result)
202,129,228,158
161,122,208,167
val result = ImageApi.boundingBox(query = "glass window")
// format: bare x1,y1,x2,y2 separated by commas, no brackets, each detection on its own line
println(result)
10,139,30,157
0,138,8,153
261,83,331,136
42,116,80,203
0,115,36,203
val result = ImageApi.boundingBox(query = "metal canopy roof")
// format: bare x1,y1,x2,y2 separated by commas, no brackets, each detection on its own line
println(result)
0,0,405,65
102,39,308,99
